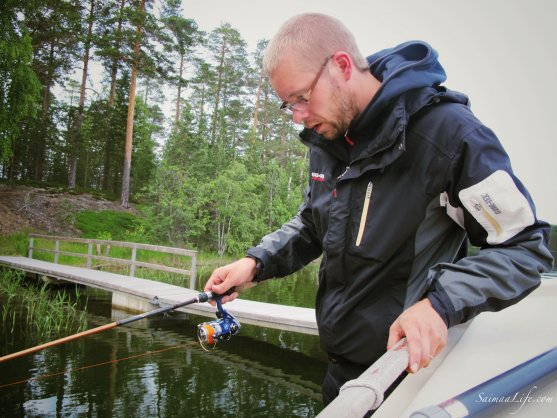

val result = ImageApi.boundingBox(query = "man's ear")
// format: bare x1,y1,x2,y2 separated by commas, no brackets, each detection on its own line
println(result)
331,51,353,81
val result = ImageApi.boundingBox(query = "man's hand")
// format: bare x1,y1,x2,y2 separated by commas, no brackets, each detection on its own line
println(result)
204,257,258,304
387,298,448,374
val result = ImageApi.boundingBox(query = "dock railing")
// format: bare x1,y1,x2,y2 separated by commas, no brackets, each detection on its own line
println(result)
27,234,198,289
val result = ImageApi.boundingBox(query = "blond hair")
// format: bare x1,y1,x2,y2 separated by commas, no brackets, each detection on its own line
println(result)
263,13,368,75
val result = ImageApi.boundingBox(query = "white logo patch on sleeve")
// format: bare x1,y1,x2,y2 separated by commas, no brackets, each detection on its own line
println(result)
458,170,534,244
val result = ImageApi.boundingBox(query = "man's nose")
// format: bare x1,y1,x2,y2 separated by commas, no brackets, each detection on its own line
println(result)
291,108,308,125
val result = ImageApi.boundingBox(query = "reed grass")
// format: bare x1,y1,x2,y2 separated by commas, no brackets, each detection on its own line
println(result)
0,268,88,336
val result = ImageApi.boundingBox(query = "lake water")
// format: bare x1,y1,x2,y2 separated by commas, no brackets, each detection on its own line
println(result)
0,266,327,417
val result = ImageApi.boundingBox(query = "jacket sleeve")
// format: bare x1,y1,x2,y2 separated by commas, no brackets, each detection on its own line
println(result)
426,122,554,328
246,186,323,281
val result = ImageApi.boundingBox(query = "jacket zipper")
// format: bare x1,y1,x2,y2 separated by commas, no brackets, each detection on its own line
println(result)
333,166,351,199
337,166,350,181
355,181,374,246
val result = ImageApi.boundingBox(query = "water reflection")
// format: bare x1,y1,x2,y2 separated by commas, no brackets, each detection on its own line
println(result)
0,279,326,417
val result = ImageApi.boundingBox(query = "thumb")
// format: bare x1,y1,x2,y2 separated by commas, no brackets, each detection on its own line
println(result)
387,320,404,351
211,280,231,294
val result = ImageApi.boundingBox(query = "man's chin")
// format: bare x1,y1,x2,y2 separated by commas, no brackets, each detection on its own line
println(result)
312,123,340,140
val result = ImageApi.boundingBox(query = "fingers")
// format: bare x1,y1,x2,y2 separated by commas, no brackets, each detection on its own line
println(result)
203,257,258,305
388,320,429,373
207,270,234,294
388,298,448,374
204,269,227,306
218,291,238,304
408,328,445,372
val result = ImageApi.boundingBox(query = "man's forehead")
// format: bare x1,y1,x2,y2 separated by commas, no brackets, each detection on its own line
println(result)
270,55,315,100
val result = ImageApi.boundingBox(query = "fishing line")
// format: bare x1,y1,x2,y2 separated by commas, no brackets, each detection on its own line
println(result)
0,342,192,389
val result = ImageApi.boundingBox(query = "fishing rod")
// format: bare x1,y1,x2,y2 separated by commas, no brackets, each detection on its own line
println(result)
0,288,243,363
410,345,557,417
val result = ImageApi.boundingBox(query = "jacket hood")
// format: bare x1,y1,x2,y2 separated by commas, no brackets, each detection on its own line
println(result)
367,41,446,109
300,41,451,164
348,41,446,136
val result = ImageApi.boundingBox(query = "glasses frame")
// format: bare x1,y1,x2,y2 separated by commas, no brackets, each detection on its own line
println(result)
279,55,332,114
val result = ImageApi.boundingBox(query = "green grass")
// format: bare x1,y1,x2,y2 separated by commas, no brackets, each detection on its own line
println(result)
75,210,139,240
0,232,29,256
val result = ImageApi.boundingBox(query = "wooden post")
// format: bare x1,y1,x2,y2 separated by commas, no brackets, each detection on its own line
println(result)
190,253,197,290
28,236,34,258
87,242,93,268
54,240,60,264
130,244,137,277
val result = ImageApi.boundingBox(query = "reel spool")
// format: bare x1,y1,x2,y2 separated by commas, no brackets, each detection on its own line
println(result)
197,296,240,351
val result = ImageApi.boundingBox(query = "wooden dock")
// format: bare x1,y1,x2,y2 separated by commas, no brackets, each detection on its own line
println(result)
0,255,318,335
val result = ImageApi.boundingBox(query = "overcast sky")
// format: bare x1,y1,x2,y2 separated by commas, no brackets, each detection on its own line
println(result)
180,0,557,224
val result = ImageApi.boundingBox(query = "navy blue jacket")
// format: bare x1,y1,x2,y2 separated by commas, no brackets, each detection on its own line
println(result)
248,41,554,366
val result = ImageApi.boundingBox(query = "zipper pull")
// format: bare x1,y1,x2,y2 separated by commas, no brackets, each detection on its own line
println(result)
337,166,350,181
355,181,374,247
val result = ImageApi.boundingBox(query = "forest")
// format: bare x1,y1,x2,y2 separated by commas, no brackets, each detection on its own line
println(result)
1,0,308,255
2,1,556,261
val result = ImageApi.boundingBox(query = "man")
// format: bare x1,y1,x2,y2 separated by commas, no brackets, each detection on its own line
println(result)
204,13,554,407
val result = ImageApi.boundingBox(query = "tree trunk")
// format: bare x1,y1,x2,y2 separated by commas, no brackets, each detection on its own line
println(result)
210,41,225,143
262,82,269,143
120,0,144,208
107,0,125,109
174,51,184,128
280,112,287,167
103,0,125,192
69,0,95,189
268,178,273,228
34,42,54,182
198,84,206,133
34,86,49,181
8,140,16,180
252,64,263,137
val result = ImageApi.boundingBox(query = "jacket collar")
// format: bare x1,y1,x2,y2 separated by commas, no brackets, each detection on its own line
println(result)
299,86,469,170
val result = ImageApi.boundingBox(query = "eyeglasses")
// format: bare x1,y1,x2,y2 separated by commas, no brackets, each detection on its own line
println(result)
279,55,331,114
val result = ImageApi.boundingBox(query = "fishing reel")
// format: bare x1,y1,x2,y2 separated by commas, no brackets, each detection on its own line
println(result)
197,296,240,351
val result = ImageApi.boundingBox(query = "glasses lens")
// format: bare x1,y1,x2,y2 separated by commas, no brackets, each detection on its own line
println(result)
279,101,292,115
282,97,309,114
